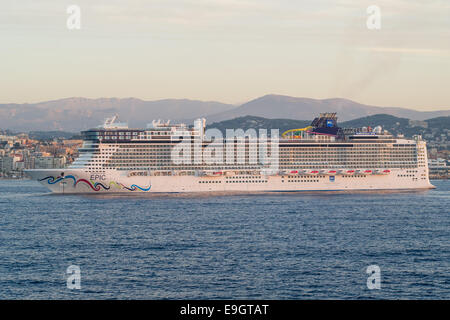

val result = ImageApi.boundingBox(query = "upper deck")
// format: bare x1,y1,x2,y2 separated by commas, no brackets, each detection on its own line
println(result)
80,113,421,146
71,114,428,172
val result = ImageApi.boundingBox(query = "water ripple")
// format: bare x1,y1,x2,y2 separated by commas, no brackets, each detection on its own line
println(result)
0,179,448,299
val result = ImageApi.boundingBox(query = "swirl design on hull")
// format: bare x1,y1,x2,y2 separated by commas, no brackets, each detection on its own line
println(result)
39,175,151,192
75,179,108,191
120,183,152,191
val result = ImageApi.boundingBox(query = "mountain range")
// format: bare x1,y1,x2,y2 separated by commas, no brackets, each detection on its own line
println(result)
0,95,449,131
0,98,235,132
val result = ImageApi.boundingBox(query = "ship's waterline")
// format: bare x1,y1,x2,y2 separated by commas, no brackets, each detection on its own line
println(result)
25,113,435,194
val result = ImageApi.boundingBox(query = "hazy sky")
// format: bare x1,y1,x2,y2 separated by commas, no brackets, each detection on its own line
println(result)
1,0,449,110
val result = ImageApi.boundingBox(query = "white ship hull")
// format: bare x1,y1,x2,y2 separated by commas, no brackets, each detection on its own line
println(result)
25,169,435,194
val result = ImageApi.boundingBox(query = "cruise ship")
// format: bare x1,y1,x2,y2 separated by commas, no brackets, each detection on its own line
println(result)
25,113,434,193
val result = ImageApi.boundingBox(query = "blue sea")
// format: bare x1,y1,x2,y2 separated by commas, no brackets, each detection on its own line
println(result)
0,179,449,299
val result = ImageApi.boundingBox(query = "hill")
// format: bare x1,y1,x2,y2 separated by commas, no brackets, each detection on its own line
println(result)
207,116,310,134
208,114,450,139
27,131,79,141
207,94,450,123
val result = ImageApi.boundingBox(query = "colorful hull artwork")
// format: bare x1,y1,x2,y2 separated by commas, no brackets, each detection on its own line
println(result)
39,175,151,192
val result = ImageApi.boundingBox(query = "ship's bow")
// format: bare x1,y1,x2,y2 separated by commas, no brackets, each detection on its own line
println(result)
24,169,77,193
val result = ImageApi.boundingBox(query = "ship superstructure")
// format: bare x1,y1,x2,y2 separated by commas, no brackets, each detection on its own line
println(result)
26,113,434,193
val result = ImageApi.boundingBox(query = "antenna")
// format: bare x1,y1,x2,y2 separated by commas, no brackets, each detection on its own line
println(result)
101,114,128,129
104,114,119,126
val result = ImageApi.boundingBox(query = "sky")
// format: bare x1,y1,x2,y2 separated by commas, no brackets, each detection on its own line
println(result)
1,0,449,110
